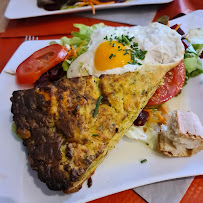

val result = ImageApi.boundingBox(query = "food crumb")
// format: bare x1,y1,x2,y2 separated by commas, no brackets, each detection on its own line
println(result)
87,177,93,188
140,159,147,164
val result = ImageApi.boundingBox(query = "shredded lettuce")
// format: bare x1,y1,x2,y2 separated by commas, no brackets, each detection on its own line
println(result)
60,23,105,56
55,23,105,48
62,58,75,71
187,28,203,45
183,28,203,84
184,45,203,84
71,24,105,44
156,15,169,25
50,25,203,82
192,44,203,55
184,56,202,74
50,23,105,73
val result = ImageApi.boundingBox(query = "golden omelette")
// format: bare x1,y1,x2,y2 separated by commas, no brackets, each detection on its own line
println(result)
11,23,184,193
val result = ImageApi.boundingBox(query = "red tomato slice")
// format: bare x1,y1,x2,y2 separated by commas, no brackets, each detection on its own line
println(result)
16,44,68,84
147,60,186,106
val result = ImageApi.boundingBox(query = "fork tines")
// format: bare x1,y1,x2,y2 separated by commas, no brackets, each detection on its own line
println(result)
24,36,39,41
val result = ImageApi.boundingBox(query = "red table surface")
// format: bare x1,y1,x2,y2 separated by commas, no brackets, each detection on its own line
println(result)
1,0,203,202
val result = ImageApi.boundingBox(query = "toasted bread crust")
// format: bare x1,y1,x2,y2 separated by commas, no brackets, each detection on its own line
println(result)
158,133,203,157
158,110,203,157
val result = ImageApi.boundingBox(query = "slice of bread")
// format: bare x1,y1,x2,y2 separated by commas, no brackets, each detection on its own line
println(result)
158,109,203,157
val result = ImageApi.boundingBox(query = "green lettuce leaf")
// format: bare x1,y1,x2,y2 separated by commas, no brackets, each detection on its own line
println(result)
184,57,202,74
60,23,105,49
192,44,203,55
184,44,203,85
156,15,169,25
12,122,21,139
50,23,105,73
62,59,75,71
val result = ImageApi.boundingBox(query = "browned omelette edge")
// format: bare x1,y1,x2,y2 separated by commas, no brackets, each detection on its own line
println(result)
11,62,179,193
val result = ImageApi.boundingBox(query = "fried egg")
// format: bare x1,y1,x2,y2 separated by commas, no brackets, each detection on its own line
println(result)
68,22,184,78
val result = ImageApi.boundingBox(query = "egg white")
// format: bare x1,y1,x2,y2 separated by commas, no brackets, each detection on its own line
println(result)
68,22,184,78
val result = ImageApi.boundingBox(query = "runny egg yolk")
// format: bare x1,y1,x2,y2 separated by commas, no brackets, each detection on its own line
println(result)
94,41,132,71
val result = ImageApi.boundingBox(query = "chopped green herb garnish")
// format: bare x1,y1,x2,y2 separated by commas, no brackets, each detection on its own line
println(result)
109,54,116,59
142,90,145,95
122,35,131,45
92,134,98,137
131,42,138,47
112,34,147,65
122,35,130,45
130,49,147,60
104,36,108,40
123,51,129,55
140,159,147,164
128,60,142,66
129,36,135,41
112,43,115,47
131,52,135,60
93,95,103,118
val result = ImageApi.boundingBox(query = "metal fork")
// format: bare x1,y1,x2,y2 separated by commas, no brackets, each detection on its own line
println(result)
24,36,39,41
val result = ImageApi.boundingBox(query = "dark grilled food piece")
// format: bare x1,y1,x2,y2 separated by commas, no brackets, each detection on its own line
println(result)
34,62,66,88
37,0,77,11
11,63,177,193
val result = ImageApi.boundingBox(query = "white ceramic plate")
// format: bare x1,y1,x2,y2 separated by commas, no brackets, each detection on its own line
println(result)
1,11,203,203
5,0,173,19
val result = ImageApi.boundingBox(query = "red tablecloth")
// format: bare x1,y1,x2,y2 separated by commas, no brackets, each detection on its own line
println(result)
1,0,203,202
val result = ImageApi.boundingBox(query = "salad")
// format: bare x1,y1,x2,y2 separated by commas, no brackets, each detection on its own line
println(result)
14,22,203,149
37,0,125,14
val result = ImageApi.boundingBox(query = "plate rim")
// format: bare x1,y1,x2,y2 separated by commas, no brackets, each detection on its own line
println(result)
1,38,203,203
5,0,173,19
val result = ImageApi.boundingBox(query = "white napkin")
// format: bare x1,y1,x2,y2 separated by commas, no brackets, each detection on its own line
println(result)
133,10,203,203
134,177,194,203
